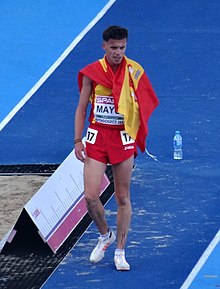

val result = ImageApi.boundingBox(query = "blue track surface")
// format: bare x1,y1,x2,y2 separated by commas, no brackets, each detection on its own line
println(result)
1,1,220,288
182,230,220,289
0,0,110,123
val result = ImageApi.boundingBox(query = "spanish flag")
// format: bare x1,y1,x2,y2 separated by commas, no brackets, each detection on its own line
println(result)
78,56,159,152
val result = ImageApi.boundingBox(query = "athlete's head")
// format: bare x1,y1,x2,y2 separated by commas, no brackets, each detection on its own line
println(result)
102,26,128,68
102,26,128,41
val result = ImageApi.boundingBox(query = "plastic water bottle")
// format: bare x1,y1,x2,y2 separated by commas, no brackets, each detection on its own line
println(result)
173,131,183,160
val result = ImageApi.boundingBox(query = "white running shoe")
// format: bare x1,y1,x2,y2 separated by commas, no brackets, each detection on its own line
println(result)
90,231,116,263
114,251,130,271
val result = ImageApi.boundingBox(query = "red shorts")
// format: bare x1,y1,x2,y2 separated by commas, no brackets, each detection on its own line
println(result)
85,124,137,165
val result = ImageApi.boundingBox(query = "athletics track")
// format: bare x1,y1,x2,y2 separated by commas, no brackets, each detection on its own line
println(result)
0,1,220,288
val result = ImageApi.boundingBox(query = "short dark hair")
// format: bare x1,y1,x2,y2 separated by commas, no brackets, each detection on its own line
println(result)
103,26,128,41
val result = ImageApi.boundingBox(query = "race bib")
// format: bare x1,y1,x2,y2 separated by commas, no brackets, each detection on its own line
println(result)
94,95,124,125
120,130,135,145
86,127,98,144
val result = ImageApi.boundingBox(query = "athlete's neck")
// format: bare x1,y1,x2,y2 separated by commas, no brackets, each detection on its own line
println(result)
105,56,123,74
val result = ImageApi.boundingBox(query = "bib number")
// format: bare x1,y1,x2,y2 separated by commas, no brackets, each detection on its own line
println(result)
120,131,135,145
86,127,98,144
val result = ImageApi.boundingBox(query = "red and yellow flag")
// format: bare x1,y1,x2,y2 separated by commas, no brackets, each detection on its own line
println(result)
78,56,159,152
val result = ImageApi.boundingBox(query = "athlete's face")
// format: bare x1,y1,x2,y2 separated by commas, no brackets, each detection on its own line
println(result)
102,38,127,68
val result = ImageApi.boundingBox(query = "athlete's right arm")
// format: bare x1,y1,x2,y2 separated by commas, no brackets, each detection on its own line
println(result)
74,75,92,162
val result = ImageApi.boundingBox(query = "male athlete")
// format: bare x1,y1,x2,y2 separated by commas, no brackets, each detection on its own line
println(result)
74,26,159,270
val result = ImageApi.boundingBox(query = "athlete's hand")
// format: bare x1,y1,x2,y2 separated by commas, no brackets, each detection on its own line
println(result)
74,142,86,162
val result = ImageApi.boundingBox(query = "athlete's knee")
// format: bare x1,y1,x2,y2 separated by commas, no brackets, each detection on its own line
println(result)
85,195,99,210
116,194,131,207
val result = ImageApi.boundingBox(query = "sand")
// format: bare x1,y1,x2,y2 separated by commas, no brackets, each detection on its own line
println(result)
0,175,49,240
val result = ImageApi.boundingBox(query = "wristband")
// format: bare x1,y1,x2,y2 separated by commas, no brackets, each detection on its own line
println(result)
74,138,82,144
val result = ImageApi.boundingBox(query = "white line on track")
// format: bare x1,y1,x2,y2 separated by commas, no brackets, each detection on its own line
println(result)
0,0,116,132
180,229,220,289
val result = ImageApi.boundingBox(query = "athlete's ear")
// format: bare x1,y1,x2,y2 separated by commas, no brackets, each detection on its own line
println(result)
102,41,106,51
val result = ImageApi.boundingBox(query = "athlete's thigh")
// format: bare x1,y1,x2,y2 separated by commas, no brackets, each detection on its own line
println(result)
84,156,107,198
112,155,134,196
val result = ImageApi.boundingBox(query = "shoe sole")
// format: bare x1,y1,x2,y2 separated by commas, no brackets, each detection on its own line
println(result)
115,266,130,271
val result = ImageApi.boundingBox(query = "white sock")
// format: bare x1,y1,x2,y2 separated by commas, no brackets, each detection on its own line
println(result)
115,248,125,256
100,229,110,240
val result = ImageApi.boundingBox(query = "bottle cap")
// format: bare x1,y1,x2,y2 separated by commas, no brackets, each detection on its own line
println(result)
175,130,180,134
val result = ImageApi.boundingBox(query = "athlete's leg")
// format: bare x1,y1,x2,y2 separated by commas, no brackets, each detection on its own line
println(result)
112,155,134,249
84,156,108,235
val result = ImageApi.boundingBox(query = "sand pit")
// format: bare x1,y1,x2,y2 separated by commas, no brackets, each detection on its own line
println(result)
0,175,48,240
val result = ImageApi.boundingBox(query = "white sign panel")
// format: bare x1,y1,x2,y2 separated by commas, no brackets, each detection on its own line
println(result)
25,151,110,252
